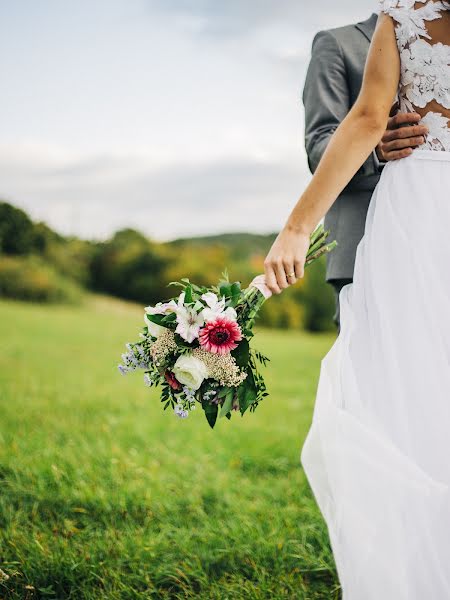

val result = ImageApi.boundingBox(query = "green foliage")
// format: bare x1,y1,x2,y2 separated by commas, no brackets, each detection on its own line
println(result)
32,220,64,253
0,203,336,331
0,298,339,599
238,368,258,415
231,338,250,368
0,256,82,303
0,202,93,290
202,399,219,429
170,232,278,262
43,236,95,287
0,202,35,254
90,229,170,304
258,294,304,330
300,258,336,332
219,389,234,418
165,243,230,290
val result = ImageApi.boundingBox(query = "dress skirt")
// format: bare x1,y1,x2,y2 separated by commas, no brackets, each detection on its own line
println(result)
301,149,450,599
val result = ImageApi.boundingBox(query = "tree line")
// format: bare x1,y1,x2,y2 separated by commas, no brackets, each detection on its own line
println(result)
0,201,335,331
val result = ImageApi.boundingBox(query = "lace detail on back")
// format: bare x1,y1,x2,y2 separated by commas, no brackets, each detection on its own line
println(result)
379,0,450,151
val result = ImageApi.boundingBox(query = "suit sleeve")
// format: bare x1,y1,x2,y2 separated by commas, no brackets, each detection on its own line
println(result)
302,30,350,174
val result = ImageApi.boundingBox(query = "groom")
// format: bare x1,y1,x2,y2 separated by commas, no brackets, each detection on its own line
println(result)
303,12,429,329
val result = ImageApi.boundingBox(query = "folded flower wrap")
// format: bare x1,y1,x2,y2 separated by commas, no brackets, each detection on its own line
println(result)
249,274,273,300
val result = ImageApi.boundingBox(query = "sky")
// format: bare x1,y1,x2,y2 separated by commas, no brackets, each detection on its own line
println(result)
0,0,376,241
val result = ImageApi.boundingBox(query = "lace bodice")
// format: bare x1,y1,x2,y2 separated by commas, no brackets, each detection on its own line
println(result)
379,0,450,151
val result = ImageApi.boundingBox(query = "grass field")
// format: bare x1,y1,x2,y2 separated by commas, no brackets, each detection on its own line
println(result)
0,297,339,599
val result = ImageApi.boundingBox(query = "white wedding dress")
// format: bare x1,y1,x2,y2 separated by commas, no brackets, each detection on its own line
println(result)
301,2,450,598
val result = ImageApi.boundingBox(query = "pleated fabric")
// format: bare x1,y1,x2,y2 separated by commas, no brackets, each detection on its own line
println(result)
301,149,450,599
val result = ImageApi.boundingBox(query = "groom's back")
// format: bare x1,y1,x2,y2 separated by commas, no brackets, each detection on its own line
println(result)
303,14,379,283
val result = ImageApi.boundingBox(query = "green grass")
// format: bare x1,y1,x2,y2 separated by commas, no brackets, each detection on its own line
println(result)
0,297,339,599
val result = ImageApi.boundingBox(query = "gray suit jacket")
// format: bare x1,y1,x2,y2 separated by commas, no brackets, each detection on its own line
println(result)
303,13,381,281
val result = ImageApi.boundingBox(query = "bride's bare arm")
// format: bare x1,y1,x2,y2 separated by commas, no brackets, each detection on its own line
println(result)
265,14,401,294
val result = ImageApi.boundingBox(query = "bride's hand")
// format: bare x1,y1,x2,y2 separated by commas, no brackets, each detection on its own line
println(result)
264,226,311,295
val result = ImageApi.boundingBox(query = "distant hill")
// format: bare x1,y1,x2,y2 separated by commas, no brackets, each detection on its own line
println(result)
169,232,278,261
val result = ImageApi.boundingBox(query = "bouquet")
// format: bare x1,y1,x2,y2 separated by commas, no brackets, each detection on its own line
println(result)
118,225,336,428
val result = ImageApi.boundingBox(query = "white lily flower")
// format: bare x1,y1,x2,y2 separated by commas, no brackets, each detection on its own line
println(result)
202,292,223,310
145,300,177,315
174,291,204,342
223,306,238,321
201,291,237,322
175,307,204,343
193,300,205,312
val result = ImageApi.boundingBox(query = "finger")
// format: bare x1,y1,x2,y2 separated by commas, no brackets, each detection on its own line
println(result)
264,262,281,295
386,136,426,151
387,112,421,129
274,261,289,291
383,136,425,152
382,125,428,142
384,147,414,161
282,260,297,285
294,258,305,279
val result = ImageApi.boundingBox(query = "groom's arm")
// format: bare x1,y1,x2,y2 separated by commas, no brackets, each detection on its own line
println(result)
303,30,351,175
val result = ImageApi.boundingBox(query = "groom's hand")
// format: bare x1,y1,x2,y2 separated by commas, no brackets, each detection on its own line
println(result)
376,112,429,161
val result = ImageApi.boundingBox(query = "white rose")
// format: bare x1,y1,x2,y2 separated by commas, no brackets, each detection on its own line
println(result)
144,314,164,338
173,355,208,391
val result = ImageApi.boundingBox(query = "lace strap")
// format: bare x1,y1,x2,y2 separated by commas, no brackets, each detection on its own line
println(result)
379,0,400,12
379,0,450,43
379,0,411,12
379,0,450,14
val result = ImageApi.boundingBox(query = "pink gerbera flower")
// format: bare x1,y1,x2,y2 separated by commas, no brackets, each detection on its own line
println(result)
198,317,242,355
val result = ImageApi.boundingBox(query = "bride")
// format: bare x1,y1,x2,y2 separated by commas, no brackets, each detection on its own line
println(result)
264,1,450,598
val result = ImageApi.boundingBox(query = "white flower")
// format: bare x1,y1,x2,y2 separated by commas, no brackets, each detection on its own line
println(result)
175,291,204,342
144,300,177,337
175,310,203,343
201,291,237,322
144,373,154,387
174,404,189,419
182,385,196,399
202,292,221,306
145,300,177,316
144,314,165,338
420,111,450,151
173,355,208,391
223,306,237,320
399,38,450,110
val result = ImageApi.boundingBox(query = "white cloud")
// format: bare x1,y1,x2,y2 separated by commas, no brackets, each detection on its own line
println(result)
147,0,376,39
0,145,310,240
0,0,375,240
